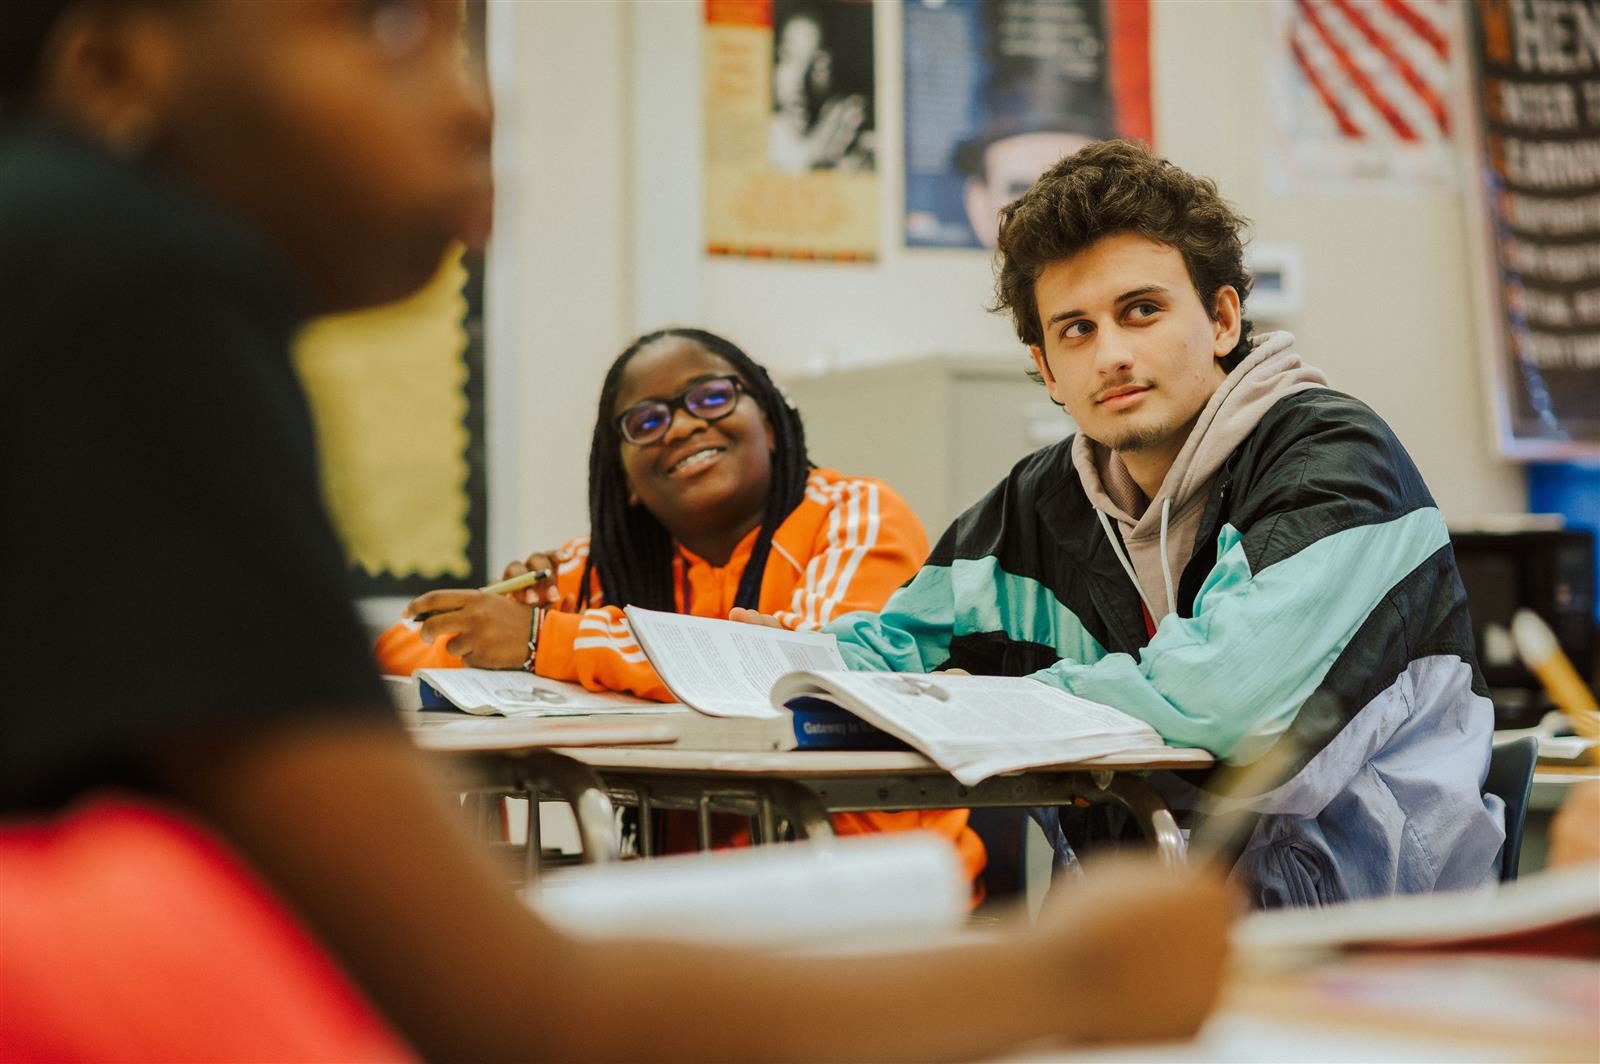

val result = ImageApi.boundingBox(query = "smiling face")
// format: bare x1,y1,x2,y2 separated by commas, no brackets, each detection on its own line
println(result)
613,338,776,549
1028,233,1240,462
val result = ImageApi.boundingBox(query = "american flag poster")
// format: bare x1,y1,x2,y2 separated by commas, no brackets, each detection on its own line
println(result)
1270,0,1458,190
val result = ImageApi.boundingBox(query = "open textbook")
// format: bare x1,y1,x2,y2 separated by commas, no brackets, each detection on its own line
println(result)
622,606,1209,784
407,667,898,753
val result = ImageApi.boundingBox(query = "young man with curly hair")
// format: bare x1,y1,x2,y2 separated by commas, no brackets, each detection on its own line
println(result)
745,139,1504,906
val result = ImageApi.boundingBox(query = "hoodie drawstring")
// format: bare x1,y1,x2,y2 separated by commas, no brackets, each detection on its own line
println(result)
1095,502,1178,624
1158,497,1177,617
1095,509,1159,621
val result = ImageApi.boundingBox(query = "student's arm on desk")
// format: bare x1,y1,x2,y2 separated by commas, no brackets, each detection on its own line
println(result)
1549,780,1600,867
154,720,1231,1062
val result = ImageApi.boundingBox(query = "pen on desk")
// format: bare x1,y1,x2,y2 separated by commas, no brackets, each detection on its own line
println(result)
1511,609,1600,766
411,566,554,624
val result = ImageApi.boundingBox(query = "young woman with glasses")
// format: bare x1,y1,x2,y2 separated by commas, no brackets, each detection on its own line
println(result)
377,327,986,881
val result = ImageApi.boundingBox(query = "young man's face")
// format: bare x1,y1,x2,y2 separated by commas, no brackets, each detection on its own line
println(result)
1028,233,1240,455
68,0,493,313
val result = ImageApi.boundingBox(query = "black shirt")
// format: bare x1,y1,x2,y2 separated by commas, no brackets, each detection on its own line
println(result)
0,126,390,813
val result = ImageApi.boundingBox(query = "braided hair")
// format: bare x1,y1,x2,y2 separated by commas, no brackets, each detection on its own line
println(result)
578,328,812,614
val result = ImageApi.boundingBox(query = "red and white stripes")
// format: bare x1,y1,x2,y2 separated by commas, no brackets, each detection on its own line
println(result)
1288,0,1452,145
779,474,883,631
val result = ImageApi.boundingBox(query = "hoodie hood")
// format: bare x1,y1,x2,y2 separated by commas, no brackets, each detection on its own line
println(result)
1071,331,1329,623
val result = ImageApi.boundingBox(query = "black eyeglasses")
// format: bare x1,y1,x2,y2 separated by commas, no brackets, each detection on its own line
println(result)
614,376,745,446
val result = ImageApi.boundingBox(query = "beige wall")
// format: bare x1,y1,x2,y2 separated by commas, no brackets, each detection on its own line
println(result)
486,0,1524,562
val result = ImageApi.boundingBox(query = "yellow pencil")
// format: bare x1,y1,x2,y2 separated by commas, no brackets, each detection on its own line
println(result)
480,567,554,597
1511,609,1600,766
412,567,554,623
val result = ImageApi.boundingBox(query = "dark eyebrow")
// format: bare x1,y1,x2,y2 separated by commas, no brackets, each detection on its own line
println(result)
1044,285,1173,327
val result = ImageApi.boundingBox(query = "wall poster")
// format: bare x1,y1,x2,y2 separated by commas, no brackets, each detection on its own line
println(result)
705,0,879,261
1269,0,1457,192
1464,0,1600,456
903,0,1151,250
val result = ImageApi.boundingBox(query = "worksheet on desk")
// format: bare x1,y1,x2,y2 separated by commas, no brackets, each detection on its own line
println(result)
622,606,846,719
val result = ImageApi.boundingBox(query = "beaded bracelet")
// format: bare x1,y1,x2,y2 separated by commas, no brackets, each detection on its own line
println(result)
523,606,546,674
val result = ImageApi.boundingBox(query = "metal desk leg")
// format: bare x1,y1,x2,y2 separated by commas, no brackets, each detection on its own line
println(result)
750,796,774,845
523,791,543,887
763,780,835,844
696,795,713,851
638,790,655,857
1092,775,1187,866
518,752,618,865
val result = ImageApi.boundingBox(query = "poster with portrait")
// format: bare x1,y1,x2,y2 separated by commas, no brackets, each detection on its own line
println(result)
903,0,1151,250
704,0,878,261
1268,0,1456,193
1462,0,1600,457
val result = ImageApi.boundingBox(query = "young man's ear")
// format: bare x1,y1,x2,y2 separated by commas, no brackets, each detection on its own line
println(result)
1210,285,1243,360
1029,344,1058,389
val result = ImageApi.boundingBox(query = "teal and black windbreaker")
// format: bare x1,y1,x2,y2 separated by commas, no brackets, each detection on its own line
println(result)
828,387,1506,906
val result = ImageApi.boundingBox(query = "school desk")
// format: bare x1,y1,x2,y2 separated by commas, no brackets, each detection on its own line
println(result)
412,714,1213,881
410,711,676,879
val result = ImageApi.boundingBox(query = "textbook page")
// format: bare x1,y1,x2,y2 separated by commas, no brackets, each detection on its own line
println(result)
775,671,1174,785
622,606,846,718
1234,862,1600,955
533,834,965,948
414,668,675,717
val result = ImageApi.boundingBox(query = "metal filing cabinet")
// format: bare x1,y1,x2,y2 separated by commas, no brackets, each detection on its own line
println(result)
780,355,1077,535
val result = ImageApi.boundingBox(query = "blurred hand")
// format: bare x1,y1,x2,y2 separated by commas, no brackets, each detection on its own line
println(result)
501,549,565,607
1032,859,1235,1045
1550,780,1600,868
728,607,785,629
404,590,533,669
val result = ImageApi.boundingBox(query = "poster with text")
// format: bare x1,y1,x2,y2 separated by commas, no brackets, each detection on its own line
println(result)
903,0,1150,250
1464,0,1600,457
1269,0,1456,192
705,0,878,262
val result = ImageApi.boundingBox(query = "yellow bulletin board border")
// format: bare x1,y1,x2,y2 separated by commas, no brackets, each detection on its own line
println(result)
343,249,488,599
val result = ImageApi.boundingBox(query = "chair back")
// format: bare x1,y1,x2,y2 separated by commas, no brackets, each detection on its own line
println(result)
1485,735,1539,882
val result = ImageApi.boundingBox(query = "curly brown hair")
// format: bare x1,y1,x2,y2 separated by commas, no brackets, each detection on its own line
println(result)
994,139,1255,371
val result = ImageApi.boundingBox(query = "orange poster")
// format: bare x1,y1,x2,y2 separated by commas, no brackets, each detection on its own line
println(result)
704,0,878,261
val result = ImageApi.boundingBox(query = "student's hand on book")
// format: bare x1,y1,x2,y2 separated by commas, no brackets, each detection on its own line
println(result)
1032,859,1234,1044
404,590,533,669
728,607,785,629
1550,780,1600,868
501,551,563,606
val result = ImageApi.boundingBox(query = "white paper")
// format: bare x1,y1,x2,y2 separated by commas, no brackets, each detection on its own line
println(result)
531,833,966,948
622,606,846,718
775,671,1176,785
415,668,674,717
1233,863,1600,954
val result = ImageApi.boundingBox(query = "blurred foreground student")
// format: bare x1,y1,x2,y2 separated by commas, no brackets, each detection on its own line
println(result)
377,327,985,878
739,140,1504,906
1550,780,1600,868
0,2,1231,1060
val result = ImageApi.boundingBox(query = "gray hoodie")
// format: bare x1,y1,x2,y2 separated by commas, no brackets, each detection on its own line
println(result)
1071,331,1329,624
